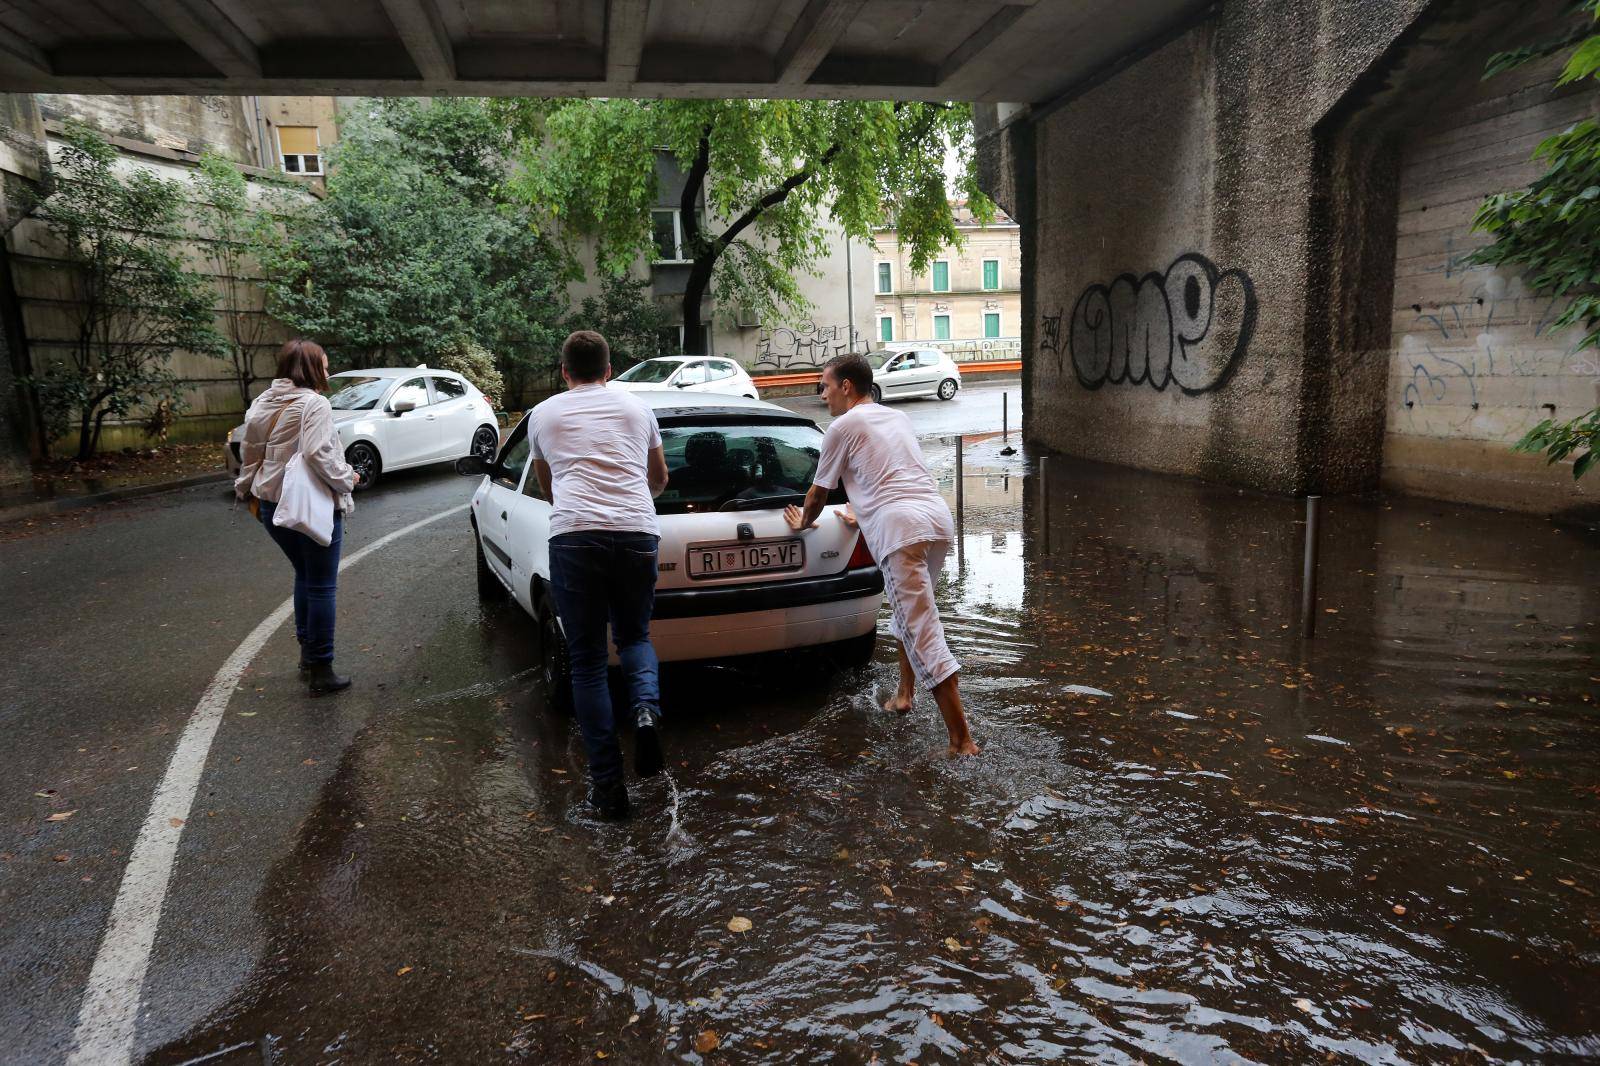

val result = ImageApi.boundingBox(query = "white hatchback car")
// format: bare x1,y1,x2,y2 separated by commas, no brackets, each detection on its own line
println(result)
226,366,500,490
610,356,759,399
869,348,962,403
458,393,882,699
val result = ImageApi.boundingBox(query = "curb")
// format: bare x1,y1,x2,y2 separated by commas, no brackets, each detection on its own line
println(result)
0,470,232,525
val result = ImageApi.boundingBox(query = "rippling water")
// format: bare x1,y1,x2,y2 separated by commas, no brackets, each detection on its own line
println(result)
156,439,1599,1064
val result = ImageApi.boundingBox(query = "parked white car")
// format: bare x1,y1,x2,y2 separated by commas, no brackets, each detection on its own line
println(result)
226,366,499,490
868,348,962,402
610,356,759,399
458,393,882,699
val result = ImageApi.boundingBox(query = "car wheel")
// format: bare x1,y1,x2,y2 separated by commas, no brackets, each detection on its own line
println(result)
346,442,380,490
470,424,499,461
871,384,883,403
474,530,505,601
937,378,958,401
537,589,572,714
826,629,877,669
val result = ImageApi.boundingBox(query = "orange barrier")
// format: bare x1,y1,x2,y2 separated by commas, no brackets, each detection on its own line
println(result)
752,359,1021,391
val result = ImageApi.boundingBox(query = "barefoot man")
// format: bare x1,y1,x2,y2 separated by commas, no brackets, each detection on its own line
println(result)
786,353,980,756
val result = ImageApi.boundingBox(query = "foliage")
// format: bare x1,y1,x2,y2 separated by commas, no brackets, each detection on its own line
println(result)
262,99,571,387
1471,0,1600,478
433,337,504,407
26,122,224,459
506,99,990,352
192,152,297,408
567,274,669,374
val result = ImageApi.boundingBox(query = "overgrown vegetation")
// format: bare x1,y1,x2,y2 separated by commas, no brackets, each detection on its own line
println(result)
1472,0,1600,478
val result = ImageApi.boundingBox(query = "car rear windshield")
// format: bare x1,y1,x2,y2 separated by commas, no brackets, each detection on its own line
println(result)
657,421,846,514
328,376,388,410
616,359,680,384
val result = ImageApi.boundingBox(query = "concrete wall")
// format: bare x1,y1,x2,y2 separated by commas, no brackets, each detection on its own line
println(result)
35,95,259,165
0,94,47,476
980,0,1598,519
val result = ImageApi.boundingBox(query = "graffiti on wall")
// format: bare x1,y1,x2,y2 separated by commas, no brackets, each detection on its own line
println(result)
754,322,862,370
1048,252,1258,395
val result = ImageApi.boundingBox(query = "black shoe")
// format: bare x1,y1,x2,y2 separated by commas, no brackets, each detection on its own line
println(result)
307,662,352,694
298,659,313,677
589,779,631,821
634,705,664,778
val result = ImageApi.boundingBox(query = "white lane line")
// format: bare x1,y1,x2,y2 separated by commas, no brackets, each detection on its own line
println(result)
67,503,469,1066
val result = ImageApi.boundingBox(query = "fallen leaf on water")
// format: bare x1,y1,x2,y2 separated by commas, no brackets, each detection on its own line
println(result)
879,883,895,899
601,894,616,905
1392,904,1407,916
396,966,413,976
626,1014,639,1026
1294,998,1314,1013
944,937,964,952
52,854,70,863
693,1030,720,1053
727,916,753,933
522,1013,545,1021
46,811,76,822
595,1052,608,1060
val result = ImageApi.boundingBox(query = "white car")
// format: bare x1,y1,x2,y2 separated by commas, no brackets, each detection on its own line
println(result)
459,393,882,698
868,348,962,402
610,356,759,399
226,366,500,490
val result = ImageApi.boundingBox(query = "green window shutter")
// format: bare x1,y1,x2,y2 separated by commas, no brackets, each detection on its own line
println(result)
983,260,999,290
879,317,893,342
932,262,949,292
984,313,1000,338
934,315,950,340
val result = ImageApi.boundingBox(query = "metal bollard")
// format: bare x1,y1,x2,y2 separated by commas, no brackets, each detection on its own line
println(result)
1039,454,1050,556
1300,495,1321,639
955,435,965,530
1003,392,1009,441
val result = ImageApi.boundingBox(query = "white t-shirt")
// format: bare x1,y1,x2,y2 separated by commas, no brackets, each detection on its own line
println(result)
528,383,662,538
812,401,953,560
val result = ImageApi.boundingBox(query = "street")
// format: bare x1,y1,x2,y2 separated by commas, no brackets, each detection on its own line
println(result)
4,374,1599,1064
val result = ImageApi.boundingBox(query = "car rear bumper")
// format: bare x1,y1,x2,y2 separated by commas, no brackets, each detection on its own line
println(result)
643,592,882,663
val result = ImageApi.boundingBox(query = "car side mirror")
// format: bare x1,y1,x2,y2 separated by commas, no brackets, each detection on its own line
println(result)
392,399,417,414
455,455,492,477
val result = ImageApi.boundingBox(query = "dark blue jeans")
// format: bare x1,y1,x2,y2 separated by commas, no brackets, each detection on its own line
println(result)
549,530,661,787
258,499,343,664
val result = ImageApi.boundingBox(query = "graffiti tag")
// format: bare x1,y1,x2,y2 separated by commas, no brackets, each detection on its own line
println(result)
755,321,861,370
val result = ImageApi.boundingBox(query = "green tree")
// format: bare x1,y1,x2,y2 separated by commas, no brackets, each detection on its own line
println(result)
192,152,295,409
1471,1,1600,478
507,100,989,353
264,99,569,382
567,273,668,374
27,122,223,459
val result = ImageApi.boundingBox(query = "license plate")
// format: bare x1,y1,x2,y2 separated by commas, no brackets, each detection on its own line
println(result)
687,538,805,579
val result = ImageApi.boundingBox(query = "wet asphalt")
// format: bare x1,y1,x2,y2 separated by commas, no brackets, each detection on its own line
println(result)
3,376,1597,1065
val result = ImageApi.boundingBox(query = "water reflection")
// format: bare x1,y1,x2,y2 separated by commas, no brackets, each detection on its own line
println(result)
156,442,1600,1064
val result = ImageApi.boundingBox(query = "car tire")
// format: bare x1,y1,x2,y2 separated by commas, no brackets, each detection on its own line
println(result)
826,629,877,669
536,589,572,714
346,441,380,491
474,530,506,601
937,378,958,401
470,424,499,462
871,384,883,403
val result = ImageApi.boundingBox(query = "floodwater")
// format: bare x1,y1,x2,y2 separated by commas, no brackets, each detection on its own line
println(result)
157,437,1599,1065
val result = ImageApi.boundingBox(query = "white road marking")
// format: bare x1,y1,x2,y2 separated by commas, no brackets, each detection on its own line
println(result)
67,503,469,1066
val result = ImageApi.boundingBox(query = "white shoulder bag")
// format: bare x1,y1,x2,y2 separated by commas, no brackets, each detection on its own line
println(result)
272,397,337,547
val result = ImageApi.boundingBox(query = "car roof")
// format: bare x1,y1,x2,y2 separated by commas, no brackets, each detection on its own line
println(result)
330,367,465,380
634,355,740,365
625,390,813,427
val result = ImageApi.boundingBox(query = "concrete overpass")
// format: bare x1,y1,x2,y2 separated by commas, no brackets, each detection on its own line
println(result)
0,0,1593,516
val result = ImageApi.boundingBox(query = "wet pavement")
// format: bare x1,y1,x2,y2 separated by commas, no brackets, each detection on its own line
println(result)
4,379,1598,1064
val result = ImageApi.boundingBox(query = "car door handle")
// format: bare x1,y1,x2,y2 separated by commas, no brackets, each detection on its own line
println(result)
500,511,507,521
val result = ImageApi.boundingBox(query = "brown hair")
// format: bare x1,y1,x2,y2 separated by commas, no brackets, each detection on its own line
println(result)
824,353,873,398
561,330,610,383
277,339,330,391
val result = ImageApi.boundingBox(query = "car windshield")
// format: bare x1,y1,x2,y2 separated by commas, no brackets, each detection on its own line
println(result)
327,376,388,410
656,421,847,514
616,359,682,384
868,352,894,369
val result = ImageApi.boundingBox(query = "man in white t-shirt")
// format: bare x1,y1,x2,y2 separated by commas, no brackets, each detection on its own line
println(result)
785,353,979,756
529,330,671,819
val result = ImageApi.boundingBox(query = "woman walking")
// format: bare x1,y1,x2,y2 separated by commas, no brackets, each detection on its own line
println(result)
234,340,358,693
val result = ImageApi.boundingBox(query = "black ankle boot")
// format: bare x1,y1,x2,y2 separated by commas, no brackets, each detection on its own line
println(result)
307,662,352,694
634,704,664,778
589,779,631,821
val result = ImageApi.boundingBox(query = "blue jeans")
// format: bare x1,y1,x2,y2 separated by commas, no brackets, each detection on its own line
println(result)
258,500,343,664
549,530,661,787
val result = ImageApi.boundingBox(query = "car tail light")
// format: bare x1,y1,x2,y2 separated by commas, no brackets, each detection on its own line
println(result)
846,533,874,569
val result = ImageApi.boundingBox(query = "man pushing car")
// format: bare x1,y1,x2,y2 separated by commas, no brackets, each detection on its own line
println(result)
785,353,980,756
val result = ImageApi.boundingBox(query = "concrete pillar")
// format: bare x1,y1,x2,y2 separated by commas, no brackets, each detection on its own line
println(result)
0,92,46,478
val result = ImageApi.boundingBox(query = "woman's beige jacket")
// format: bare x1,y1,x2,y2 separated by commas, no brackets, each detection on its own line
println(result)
234,378,357,514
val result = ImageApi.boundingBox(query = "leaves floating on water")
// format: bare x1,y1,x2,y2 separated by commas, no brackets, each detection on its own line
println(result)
693,1029,720,1053
727,916,753,933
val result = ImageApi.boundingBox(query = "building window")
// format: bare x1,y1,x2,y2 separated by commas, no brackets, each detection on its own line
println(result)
878,316,894,342
876,262,892,294
982,259,1000,290
931,260,949,293
933,315,951,340
984,312,1001,338
652,208,704,263
277,126,322,175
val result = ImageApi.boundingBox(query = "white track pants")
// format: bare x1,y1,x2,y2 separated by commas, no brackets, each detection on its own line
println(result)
879,539,959,690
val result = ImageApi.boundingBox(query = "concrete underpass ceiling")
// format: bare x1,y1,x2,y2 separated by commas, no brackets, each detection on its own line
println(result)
0,0,1207,105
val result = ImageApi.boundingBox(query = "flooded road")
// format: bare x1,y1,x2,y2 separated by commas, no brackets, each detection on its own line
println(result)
135,429,1600,1065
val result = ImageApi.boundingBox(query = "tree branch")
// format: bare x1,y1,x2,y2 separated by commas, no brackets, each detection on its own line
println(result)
679,127,711,257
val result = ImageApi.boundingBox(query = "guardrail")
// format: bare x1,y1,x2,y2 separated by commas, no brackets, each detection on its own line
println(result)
752,359,1021,391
